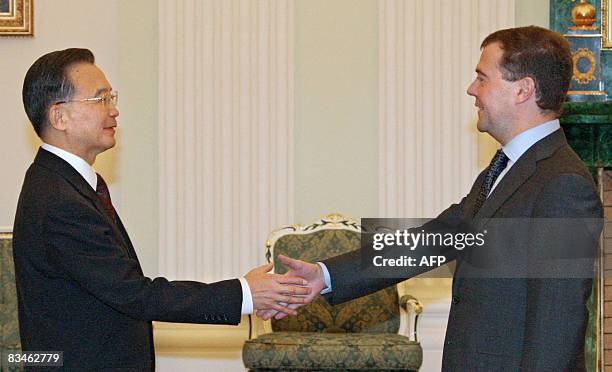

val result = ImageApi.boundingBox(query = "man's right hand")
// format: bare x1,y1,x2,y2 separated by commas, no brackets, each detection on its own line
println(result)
244,263,311,316
255,255,327,320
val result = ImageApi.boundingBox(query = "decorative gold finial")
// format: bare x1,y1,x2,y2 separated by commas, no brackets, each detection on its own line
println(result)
569,0,597,30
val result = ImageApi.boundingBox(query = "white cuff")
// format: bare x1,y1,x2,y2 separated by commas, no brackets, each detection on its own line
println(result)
239,277,254,315
316,262,332,294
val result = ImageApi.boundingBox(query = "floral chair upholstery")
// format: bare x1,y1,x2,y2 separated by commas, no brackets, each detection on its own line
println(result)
243,214,423,371
0,232,23,372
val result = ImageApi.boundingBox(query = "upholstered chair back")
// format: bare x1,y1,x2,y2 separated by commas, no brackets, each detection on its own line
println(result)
270,227,400,334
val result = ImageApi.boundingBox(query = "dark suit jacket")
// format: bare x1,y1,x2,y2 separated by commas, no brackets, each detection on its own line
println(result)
323,129,603,371
13,148,243,371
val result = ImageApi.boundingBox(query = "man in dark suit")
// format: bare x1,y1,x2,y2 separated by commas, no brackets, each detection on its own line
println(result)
13,48,309,370
259,26,603,370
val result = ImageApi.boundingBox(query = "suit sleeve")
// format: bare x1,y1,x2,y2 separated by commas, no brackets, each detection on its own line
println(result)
323,197,468,305
520,174,603,370
43,198,243,325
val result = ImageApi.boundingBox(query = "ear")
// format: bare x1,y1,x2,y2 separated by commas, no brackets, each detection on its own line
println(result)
48,104,68,131
515,76,536,104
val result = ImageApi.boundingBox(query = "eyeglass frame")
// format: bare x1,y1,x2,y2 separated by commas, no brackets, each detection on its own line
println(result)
55,90,118,107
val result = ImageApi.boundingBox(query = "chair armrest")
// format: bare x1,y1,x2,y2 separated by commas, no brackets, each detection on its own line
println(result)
247,314,273,340
398,294,423,342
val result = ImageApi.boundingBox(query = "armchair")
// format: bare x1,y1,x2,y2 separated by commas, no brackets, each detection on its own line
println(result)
242,214,423,371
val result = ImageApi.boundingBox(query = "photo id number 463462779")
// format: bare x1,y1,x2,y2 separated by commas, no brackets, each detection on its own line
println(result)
3,351,63,367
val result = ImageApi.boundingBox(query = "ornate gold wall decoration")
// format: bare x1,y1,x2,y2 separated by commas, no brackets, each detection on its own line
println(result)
572,48,597,84
569,0,597,30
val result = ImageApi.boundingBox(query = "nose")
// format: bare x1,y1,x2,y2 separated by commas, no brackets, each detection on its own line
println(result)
466,79,477,97
109,105,119,118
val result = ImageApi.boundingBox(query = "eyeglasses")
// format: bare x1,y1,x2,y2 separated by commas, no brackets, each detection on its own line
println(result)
56,90,118,107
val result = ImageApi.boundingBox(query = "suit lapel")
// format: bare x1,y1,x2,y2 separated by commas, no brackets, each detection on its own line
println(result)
35,148,136,260
114,215,142,270
35,149,109,216
474,152,536,219
473,129,567,219
463,171,487,218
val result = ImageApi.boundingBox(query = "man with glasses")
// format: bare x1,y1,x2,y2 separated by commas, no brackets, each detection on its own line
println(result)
13,48,309,370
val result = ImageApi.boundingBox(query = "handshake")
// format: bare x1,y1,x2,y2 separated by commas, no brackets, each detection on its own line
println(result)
244,255,326,320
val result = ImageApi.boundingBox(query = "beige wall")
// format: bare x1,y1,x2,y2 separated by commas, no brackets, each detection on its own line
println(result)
294,0,379,223
292,0,549,225
117,0,159,277
516,0,549,28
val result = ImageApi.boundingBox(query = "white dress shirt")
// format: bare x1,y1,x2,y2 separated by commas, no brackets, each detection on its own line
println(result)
41,143,254,314
317,119,562,294
489,119,560,195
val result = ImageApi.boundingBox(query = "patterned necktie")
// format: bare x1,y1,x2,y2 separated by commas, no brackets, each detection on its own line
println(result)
472,149,509,216
96,173,117,221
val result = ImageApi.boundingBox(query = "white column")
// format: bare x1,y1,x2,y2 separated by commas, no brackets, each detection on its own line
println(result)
159,0,294,281
379,0,514,218
379,1,514,371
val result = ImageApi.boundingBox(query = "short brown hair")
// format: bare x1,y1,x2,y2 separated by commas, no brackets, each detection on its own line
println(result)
481,26,572,114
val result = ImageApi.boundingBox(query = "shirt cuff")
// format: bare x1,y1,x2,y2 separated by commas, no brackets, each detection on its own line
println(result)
316,262,332,294
239,277,253,315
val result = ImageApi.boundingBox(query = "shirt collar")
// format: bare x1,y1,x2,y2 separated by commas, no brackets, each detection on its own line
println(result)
501,119,560,163
41,143,98,190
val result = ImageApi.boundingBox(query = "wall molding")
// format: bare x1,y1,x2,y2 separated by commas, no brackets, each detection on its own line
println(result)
378,0,515,219
158,0,295,281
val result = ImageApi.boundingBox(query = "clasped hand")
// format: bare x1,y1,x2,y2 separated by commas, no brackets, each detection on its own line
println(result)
244,259,312,316
251,255,326,320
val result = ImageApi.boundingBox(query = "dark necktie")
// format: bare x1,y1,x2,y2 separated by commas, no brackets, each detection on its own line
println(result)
96,173,117,221
472,149,509,216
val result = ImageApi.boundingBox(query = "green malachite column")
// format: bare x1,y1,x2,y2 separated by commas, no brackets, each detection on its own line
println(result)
560,100,612,372
561,102,612,167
